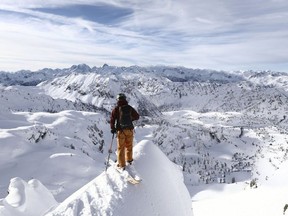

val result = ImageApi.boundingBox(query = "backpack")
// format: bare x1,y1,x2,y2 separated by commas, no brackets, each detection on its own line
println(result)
118,105,133,129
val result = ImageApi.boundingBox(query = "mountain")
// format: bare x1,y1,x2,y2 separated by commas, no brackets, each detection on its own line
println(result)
37,65,288,184
0,64,288,215
46,141,193,216
0,141,193,216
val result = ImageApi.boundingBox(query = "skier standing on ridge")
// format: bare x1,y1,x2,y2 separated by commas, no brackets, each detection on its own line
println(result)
110,93,139,170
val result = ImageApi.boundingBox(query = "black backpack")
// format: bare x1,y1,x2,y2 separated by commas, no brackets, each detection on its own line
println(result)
118,105,133,129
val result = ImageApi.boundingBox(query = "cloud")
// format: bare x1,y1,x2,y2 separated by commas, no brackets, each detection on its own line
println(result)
0,0,288,72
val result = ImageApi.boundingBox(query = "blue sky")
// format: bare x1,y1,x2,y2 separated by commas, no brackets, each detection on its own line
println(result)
0,0,288,72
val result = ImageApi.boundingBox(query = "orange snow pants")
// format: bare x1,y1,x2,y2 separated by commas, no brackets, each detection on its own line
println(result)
117,129,134,168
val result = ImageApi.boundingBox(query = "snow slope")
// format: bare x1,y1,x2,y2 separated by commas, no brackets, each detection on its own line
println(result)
192,184,288,216
190,158,288,216
1,65,288,216
0,109,109,202
0,178,57,216
192,160,288,216
46,140,193,216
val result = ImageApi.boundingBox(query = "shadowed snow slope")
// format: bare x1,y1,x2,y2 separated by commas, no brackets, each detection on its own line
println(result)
46,140,193,216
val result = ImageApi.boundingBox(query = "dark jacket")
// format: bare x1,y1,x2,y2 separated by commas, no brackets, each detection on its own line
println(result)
110,100,139,130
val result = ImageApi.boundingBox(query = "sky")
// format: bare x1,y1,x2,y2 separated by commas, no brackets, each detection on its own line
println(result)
0,0,288,72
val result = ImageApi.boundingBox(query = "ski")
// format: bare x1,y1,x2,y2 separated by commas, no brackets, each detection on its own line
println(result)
108,159,141,185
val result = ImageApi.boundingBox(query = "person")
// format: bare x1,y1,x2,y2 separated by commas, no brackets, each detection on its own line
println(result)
110,93,139,170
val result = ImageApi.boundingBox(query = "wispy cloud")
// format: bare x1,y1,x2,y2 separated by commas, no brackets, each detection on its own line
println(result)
0,0,288,72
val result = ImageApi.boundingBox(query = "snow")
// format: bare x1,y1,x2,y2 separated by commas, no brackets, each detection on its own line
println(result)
192,184,288,216
0,178,57,216
0,86,193,215
1,65,288,216
46,140,192,216
189,150,288,216
0,109,107,203
0,140,193,216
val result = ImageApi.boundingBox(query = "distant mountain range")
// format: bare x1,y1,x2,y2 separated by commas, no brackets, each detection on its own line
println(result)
1,63,287,86
1,64,288,186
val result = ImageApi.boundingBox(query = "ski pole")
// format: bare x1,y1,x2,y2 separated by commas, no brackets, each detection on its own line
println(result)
105,133,115,171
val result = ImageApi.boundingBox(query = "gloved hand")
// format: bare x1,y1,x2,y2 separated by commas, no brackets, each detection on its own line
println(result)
111,128,117,134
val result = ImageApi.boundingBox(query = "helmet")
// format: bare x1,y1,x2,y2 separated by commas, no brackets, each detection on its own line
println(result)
116,93,126,101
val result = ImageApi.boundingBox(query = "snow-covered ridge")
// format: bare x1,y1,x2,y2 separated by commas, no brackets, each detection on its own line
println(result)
1,141,193,216
1,63,287,86
34,65,288,189
0,85,100,114
1,64,288,187
1,64,288,216
32,64,288,115
46,141,193,216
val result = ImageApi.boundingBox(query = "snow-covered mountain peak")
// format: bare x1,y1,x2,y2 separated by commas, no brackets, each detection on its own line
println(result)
47,140,193,216
3,64,287,86
1,64,288,216
0,140,193,216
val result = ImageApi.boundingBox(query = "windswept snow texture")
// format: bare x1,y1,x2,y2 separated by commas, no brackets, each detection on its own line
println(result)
0,177,57,216
0,108,109,203
46,140,193,216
